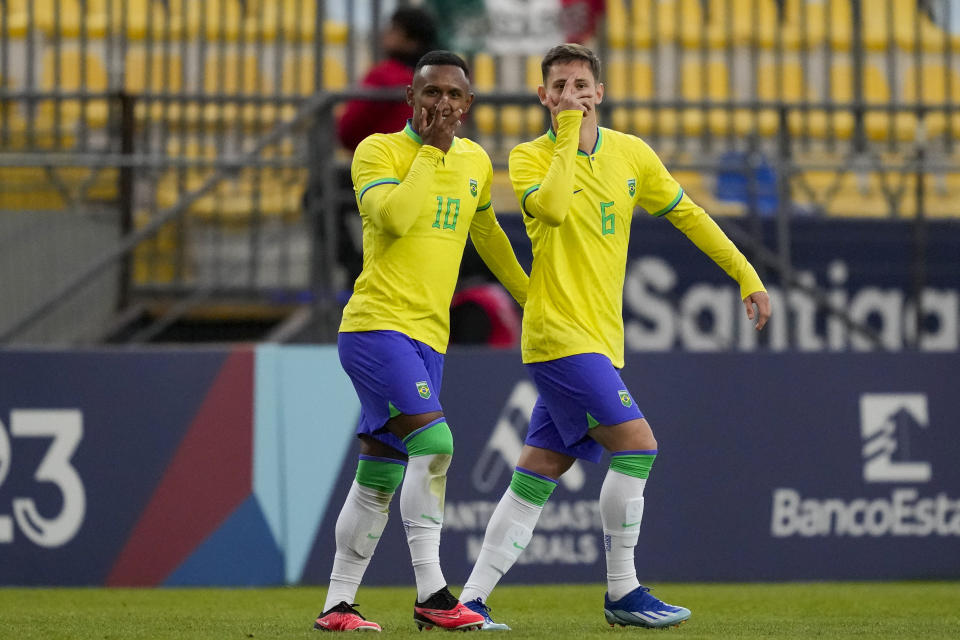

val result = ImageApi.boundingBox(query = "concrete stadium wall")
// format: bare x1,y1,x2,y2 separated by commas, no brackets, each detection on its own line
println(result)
0,346,957,586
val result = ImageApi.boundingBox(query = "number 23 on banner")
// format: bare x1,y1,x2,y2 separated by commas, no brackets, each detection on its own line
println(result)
0,410,86,547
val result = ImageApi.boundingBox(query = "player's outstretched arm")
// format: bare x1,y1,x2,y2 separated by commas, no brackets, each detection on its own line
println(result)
470,206,529,306
665,196,768,316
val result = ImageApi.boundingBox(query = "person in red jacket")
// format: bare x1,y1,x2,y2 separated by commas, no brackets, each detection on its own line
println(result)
336,7,439,150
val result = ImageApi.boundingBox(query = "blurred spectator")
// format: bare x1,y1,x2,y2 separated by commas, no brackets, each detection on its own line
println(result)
316,7,439,291
560,0,606,43
336,7,439,150
924,0,960,34
449,244,522,348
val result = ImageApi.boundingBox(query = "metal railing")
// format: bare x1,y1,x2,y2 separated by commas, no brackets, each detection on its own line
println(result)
1,0,957,347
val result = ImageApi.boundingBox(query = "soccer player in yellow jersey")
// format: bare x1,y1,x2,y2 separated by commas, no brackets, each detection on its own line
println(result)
459,44,772,631
313,51,528,633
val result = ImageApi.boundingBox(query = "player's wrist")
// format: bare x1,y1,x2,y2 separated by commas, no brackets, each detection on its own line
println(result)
419,143,447,158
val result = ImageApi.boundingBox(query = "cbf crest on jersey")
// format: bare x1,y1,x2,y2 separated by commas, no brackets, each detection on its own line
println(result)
469,178,478,197
627,178,636,197
618,389,633,407
417,381,432,399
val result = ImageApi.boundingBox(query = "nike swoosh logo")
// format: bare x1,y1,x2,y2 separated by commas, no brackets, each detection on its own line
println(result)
573,188,583,194
367,533,381,539
421,514,442,524
418,608,465,620
622,521,642,528
513,542,526,550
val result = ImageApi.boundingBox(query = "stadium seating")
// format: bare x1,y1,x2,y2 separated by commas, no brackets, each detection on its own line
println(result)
606,58,655,136
37,48,110,132
902,64,960,142
124,48,185,122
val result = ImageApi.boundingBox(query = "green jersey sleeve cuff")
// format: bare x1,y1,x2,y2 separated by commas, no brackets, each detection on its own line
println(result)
358,178,400,204
521,184,540,217
477,201,492,212
652,188,684,217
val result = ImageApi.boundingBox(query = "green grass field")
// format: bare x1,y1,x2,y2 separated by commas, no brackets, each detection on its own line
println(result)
1,582,958,639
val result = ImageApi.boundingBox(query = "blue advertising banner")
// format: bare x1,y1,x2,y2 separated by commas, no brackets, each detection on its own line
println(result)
0,349,234,585
2,347,957,586
302,350,960,585
497,216,960,352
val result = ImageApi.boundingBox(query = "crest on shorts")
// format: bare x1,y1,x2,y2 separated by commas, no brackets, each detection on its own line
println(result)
469,178,478,197
416,380,432,399
618,389,633,407
627,178,636,197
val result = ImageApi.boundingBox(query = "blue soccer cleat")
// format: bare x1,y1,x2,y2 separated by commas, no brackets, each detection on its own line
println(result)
463,598,511,631
603,585,691,629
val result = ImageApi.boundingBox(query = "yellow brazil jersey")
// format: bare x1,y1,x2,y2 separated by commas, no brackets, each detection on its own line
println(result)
511,110,764,367
341,121,527,354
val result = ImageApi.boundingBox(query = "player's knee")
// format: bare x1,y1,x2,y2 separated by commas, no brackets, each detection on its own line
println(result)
609,451,657,479
402,418,454,458
356,457,406,494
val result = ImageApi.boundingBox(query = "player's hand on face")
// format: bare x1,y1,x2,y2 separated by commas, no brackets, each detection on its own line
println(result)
553,72,588,116
420,97,462,154
743,291,772,330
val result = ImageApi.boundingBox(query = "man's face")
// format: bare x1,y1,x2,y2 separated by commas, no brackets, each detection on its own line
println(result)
407,65,474,128
538,58,604,118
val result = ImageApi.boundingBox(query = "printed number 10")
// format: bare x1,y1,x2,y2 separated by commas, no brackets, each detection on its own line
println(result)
433,196,461,231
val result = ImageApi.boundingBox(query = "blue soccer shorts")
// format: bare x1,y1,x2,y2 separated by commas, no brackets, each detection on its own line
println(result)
525,353,644,463
338,330,444,453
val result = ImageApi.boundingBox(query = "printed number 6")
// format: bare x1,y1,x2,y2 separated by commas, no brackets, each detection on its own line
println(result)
11,410,86,547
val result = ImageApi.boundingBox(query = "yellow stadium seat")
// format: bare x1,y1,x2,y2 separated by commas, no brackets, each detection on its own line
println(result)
0,167,67,209
783,0,852,51
3,0,32,37
31,0,108,38
132,209,183,285
705,0,784,49
200,51,276,127
800,61,855,140
472,54,497,135
278,55,348,121
112,0,188,40
923,172,960,218
280,55,348,94
607,58,655,136
0,165,117,210
156,167,305,223
902,65,960,141
792,169,905,217
245,0,347,43
863,0,950,52
124,48,184,122
666,0,719,49
37,48,111,130
607,0,654,50
662,58,732,137
733,60,810,137
859,63,918,142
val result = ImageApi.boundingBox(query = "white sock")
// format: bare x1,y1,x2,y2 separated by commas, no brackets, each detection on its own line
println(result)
599,468,647,601
460,488,543,604
324,481,393,612
400,453,451,602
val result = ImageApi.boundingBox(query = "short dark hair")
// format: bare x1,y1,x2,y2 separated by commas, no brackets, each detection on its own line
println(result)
541,43,601,83
414,50,471,80
391,7,438,52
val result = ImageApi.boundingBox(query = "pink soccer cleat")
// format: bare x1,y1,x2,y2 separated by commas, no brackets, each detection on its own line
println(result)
314,601,382,632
